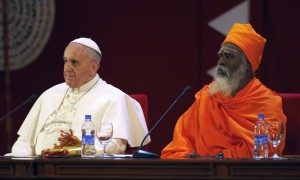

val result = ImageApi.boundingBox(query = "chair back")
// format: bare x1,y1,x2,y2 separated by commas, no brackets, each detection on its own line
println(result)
279,93,300,155
126,94,149,153
129,94,148,123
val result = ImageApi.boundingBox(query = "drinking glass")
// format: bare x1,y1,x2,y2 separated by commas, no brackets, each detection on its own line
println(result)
97,122,113,157
268,121,284,159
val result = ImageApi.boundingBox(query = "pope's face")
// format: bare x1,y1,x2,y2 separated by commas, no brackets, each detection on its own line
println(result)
63,43,99,88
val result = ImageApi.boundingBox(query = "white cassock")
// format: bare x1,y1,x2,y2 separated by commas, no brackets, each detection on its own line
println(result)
7,74,150,156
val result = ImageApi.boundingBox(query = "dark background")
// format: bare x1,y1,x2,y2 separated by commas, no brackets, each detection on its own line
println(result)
1,0,300,155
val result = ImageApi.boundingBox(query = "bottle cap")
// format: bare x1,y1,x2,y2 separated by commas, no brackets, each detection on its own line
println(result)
258,114,264,119
85,115,92,120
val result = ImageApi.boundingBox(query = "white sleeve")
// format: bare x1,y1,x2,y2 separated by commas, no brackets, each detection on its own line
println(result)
8,136,34,156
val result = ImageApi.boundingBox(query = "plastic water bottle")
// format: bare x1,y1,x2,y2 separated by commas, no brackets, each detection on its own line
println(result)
253,114,268,159
81,115,96,157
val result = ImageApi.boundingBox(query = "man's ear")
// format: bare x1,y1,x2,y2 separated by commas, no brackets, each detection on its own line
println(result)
93,62,100,71
90,62,100,76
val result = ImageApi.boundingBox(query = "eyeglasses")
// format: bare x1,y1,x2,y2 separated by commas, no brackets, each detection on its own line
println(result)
217,50,238,60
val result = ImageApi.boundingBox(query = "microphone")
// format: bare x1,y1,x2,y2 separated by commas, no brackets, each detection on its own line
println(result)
0,94,37,123
132,86,192,158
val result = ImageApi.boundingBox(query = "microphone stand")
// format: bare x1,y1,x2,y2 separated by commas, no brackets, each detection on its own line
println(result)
0,95,37,123
133,86,191,158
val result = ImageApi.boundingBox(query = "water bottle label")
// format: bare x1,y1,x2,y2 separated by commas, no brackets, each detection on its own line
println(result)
254,135,268,145
82,135,95,145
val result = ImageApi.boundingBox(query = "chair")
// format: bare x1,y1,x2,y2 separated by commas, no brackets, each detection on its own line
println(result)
278,93,300,155
129,94,148,123
126,94,149,153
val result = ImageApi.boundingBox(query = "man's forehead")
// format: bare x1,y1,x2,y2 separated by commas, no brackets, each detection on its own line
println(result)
64,44,87,60
66,43,86,51
221,43,243,53
64,43,86,56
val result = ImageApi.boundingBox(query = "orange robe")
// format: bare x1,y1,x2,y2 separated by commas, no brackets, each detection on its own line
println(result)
161,77,286,159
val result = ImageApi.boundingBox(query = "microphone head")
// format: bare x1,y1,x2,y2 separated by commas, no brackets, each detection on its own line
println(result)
28,94,38,102
183,86,192,93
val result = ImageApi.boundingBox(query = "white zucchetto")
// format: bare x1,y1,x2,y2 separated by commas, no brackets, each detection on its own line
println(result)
70,37,101,54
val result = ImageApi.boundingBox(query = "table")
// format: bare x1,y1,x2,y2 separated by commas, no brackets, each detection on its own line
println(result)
1,156,300,179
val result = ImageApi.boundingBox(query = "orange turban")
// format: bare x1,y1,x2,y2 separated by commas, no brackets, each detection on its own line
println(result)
223,23,266,72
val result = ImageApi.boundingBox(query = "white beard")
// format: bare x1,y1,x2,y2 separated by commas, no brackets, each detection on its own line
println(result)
209,62,248,96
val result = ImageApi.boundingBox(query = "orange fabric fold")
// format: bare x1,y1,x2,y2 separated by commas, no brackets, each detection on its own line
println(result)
161,77,286,159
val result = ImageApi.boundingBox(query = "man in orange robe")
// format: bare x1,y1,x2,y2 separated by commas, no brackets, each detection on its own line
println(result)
161,23,287,159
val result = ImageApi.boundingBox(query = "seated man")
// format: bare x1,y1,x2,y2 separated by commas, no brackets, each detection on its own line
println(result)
161,23,286,159
6,37,150,156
